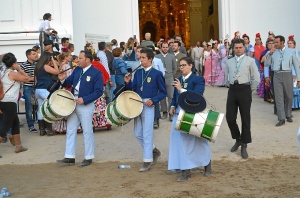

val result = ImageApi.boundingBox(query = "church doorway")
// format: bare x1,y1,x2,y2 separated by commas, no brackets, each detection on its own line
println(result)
138,0,219,48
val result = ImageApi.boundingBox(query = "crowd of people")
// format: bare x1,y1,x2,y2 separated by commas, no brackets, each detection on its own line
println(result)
0,12,299,182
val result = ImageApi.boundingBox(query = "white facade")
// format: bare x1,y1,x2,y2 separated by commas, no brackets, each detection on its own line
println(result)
0,0,299,61
218,0,300,45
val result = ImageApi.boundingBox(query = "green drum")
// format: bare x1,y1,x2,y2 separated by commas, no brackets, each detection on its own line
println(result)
175,109,224,143
105,91,143,127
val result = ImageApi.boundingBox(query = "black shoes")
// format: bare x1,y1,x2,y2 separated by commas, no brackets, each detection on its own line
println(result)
204,161,212,177
161,112,168,119
139,162,152,172
57,158,75,165
153,119,159,129
230,141,241,152
152,148,161,164
275,120,285,127
286,117,293,122
177,169,191,182
241,143,248,159
79,159,92,167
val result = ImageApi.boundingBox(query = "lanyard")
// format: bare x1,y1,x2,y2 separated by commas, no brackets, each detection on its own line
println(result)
140,67,153,91
74,69,85,92
235,56,245,73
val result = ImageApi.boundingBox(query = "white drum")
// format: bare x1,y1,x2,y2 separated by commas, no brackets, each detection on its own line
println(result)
105,91,143,126
175,109,224,143
40,89,76,123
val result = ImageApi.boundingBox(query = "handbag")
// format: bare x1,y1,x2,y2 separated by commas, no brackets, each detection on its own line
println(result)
30,69,38,106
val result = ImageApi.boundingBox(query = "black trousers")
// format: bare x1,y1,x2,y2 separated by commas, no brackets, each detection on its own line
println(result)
0,102,20,138
226,84,252,144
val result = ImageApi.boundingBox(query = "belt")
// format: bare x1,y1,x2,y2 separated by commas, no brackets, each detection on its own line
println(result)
231,81,250,85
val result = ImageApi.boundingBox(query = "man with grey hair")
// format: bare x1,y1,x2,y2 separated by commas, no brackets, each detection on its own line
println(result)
141,32,155,47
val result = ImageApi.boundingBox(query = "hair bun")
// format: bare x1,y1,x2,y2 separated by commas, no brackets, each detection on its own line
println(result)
256,33,261,38
288,35,294,41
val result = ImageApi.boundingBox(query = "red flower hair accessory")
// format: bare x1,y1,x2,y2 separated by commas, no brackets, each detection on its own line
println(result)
61,47,69,52
288,35,294,41
256,33,261,38
242,34,248,38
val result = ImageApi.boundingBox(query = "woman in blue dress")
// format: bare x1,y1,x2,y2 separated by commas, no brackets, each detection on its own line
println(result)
168,57,212,182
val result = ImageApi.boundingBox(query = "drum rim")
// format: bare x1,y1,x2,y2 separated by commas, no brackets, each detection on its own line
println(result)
116,91,143,119
49,89,76,116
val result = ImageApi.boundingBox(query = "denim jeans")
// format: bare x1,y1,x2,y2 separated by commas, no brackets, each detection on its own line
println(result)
23,85,35,127
105,82,112,104
110,75,116,100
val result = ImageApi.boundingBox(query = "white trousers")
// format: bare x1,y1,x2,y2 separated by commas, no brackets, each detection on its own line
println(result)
64,102,95,160
134,99,155,162
35,89,49,120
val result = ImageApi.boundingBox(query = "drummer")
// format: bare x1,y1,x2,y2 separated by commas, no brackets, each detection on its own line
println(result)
124,48,167,172
168,57,212,182
57,50,104,167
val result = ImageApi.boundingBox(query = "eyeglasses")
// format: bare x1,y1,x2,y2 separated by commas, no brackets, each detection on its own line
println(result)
179,64,187,67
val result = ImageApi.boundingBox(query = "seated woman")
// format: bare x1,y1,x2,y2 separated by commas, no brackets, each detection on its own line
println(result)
0,53,34,155
168,57,212,182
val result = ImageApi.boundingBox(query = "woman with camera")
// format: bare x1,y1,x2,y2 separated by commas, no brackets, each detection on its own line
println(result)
35,51,59,136
0,53,34,155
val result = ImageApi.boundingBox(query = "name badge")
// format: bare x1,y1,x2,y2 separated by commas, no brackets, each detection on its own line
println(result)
86,76,91,82
147,77,151,83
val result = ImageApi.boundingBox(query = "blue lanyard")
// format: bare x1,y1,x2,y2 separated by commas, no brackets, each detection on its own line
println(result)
141,67,153,86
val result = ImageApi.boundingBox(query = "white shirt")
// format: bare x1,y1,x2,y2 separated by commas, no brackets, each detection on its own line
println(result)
174,51,180,56
142,66,152,71
38,20,51,34
74,65,92,96
235,54,245,62
180,72,192,93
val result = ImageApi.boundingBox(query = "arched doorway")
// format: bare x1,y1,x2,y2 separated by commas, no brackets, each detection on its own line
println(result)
141,21,157,42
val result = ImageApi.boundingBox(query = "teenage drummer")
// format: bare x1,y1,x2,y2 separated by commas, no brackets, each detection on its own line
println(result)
168,57,212,182
124,48,167,172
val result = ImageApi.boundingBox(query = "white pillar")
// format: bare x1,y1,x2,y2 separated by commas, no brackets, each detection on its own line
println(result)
131,0,140,41
218,0,235,40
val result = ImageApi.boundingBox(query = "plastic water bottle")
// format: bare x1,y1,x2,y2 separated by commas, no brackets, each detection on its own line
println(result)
0,188,11,197
118,165,131,169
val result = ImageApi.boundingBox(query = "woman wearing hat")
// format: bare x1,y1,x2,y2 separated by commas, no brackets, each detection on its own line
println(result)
168,57,212,182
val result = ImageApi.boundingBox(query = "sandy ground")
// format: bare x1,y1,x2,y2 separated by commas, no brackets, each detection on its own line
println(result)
1,86,300,197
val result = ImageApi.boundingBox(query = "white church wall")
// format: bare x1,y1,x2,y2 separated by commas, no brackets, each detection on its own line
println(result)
219,0,300,46
72,0,139,55
0,0,73,61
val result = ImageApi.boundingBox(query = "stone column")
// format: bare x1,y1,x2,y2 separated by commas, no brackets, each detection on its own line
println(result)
189,0,203,45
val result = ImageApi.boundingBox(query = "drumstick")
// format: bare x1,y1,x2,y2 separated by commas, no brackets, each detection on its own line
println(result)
129,97,144,103
57,94,75,101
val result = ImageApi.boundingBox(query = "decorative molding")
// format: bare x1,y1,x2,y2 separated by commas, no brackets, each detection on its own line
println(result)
0,0,15,21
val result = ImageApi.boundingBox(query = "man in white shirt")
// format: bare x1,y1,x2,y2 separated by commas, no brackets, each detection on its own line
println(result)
39,13,55,52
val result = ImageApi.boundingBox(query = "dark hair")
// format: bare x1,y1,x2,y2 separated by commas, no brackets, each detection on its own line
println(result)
146,45,155,51
111,39,117,45
112,48,123,57
288,40,296,45
72,55,78,61
242,35,250,41
43,13,51,20
98,42,106,51
137,45,145,50
32,45,40,51
61,37,69,44
68,43,74,49
140,48,154,60
80,50,93,62
275,35,285,43
52,30,58,34
120,42,125,51
36,52,52,74
233,39,245,46
179,57,193,66
2,53,17,68
174,41,181,47
173,34,182,39
161,42,169,46
84,43,92,51
26,49,35,57
92,53,99,61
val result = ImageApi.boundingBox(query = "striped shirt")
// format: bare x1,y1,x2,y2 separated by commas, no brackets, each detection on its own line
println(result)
97,50,111,77
20,60,36,87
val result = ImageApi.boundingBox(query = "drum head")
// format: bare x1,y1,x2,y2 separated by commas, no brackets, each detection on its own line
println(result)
49,90,76,116
116,91,143,119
